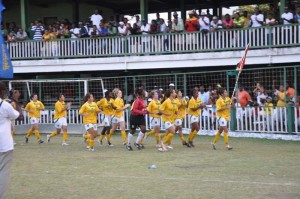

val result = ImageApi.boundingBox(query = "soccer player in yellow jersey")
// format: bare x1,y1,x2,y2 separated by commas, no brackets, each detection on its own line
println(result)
158,89,178,152
46,94,71,146
211,88,235,150
264,96,273,131
96,90,114,147
142,90,161,147
24,93,45,144
79,93,101,151
109,88,130,145
174,90,188,146
186,88,205,147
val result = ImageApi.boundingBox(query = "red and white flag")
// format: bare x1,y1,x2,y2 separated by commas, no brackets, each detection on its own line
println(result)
236,44,250,71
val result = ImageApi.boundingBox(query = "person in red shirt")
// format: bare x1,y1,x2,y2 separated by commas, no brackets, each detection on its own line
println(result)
238,86,252,107
286,83,295,102
127,88,148,151
185,10,199,32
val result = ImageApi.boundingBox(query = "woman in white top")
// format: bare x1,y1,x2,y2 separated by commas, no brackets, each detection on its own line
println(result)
0,82,20,199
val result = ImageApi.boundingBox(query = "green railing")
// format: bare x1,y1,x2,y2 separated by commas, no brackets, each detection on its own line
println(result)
8,24,300,60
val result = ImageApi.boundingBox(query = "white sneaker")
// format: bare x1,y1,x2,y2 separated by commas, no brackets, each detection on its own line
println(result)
97,140,103,146
62,142,69,146
158,147,167,152
226,145,233,150
47,135,50,143
166,145,173,149
86,146,91,150
161,141,167,151
89,147,95,152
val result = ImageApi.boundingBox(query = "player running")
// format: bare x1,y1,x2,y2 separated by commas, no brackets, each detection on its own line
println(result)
211,88,235,150
79,93,101,151
46,93,71,146
127,88,148,151
96,90,114,147
24,93,45,144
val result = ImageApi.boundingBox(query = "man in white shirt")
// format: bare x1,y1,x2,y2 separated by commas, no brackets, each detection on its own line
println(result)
251,7,264,27
199,12,210,33
135,15,142,28
0,82,20,199
139,19,151,53
281,7,294,25
90,9,103,30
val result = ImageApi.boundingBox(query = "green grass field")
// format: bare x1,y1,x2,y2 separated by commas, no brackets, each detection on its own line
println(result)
9,134,300,199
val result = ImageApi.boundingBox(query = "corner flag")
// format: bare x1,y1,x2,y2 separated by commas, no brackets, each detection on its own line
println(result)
236,43,249,71
0,0,13,79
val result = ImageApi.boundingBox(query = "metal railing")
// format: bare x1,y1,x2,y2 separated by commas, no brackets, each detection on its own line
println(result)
15,105,299,134
8,24,300,60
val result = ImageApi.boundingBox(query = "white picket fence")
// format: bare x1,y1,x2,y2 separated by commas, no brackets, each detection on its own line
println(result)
15,106,300,134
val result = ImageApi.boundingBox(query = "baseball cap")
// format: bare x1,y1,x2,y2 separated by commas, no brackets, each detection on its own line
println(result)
169,83,175,87
213,16,218,20
119,21,124,25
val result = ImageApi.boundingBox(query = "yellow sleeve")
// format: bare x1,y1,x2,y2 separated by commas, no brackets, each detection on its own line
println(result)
159,100,166,111
188,99,195,109
95,103,99,112
24,102,31,112
39,101,45,110
79,104,86,115
147,101,153,112
216,99,224,111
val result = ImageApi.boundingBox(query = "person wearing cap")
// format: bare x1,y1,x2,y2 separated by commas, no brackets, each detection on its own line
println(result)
185,10,199,32
199,12,210,34
210,16,222,32
139,19,151,53
118,21,127,36
169,83,175,90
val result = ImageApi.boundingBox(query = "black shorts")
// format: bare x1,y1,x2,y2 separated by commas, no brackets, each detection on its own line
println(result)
130,115,146,130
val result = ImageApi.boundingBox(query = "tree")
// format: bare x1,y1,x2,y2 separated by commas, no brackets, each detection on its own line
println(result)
235,4,270,15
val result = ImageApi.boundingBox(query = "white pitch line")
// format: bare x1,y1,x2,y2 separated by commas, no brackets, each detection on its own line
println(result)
16,173,300,187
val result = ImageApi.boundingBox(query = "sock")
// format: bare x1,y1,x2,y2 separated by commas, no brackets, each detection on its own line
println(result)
224,132,229,146
26,128,33,138
180,134,185,142
155,133,159,144
136,131,144,144
160,133,166,141
163,133,174,145
146,130,155,136
191,130,198,141
34,130,40,141
121,130,127,143
90,139,95,148
11,130,14,138
186,131,192,142
63,131,68,142
49,131,58,138
127,133,133,145
213,132,222,144
99,134,105,141
109,129,114,136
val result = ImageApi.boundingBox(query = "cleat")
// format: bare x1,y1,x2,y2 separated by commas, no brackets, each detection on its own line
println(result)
226,145,233,150
134,142,141,150
161,142,167,151
89,147,95,152
186,142,191,148
46,135,50,143
126,145,133,151
25,136,28,143
62,142,69,146
211,143,216,150
166,145,173,149
158,147,167,152
97,140,103,146
108,142,114,147
189,141,195,147
123,142,127,146
86,146,91,150
38,140,44,144
182,141,187,146
140,144,145,149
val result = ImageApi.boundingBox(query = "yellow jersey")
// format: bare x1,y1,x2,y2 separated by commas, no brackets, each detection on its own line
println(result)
112,97,125,118
147,99,161,118
79,102,99,124
216,97,231,121
54,101,66,119
174,98,187,119
264,102,273,115
188,97,202,116
159,98,178,123
97,98,114,115
24,100,45,118
277,92,286,107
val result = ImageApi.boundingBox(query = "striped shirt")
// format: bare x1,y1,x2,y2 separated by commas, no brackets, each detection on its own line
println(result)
31,25,44,40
